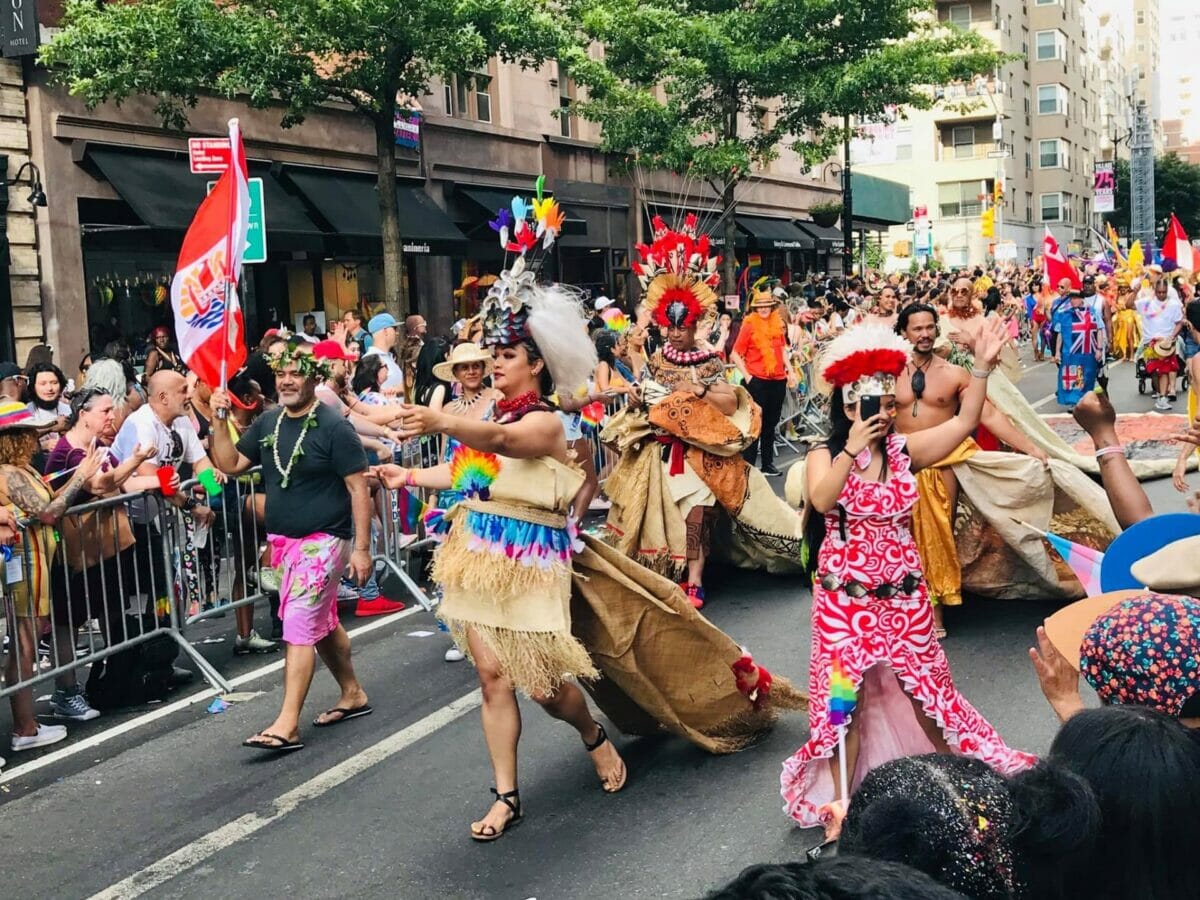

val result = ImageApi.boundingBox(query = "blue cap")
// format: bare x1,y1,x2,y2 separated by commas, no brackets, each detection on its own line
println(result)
367,313,399,334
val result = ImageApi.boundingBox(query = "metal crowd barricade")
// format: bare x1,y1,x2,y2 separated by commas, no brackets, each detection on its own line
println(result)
0,487,230,701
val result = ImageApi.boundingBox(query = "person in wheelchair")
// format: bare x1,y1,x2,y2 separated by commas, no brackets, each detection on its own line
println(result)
1136,278,1185,411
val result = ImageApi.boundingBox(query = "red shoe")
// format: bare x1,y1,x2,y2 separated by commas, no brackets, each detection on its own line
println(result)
355,596,406,617
678,582,705,609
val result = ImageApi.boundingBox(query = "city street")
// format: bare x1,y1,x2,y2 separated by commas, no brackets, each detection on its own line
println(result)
0,346,1189,900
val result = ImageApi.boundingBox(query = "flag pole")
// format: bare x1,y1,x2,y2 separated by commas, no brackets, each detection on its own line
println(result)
837,722,849,804
216,118,239,421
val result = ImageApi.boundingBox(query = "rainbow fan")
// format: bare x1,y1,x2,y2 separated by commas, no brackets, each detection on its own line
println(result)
601,307,630,333
828,655,857,727
580,401,606,430
450,446,501,499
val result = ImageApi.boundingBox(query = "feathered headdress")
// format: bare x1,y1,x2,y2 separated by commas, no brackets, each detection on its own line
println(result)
634,213,721,328
820,324,912,403
476,177,596,398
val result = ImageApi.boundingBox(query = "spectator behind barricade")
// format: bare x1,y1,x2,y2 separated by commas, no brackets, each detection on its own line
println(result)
300,313,323,343
401,313,427,401
45,387,157,720
82,358,143,438
25,361,71,456
1047,706,1200,900
838,754,1099,900
143,325,185,378
0,402,104,754
706,856,966,900
732,289,791,477
0,361,27,402
313,340,401,462
413,338,451,410
594,332,636,398
77,352,92,389
342,309,370,351
363,313,405,395
112,370,216,530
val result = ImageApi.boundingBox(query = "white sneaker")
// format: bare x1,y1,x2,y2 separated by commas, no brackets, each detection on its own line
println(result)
1156,396,1170,411
336,582,360,602
444,646,465,662
233,630,280,655
12,723,68,752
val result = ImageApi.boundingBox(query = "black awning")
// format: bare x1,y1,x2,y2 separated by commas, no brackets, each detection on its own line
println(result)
795,220,847,251
457,185,587,236
86,147,322,237
737,215,814,250
285,168,468,255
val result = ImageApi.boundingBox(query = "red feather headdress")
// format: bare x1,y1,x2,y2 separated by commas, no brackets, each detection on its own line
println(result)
820,325,912,402
634,214,721,328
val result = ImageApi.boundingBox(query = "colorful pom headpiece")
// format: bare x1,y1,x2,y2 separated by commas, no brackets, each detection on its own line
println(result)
820,324,912,403
634,213,721,329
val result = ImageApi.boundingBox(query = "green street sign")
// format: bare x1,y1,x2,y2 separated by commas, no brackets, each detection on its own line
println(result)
206,177,267,264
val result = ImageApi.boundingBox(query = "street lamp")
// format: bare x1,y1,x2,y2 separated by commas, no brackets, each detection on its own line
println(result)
975,79,1006,255
9,161,46,207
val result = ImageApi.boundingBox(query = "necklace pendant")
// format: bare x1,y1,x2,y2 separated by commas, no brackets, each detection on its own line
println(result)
912,401,919,417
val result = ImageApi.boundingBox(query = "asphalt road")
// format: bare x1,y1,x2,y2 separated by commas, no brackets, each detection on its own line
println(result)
0,342,1190,900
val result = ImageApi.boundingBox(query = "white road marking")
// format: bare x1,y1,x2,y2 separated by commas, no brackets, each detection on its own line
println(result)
1031,393,1058,410
88,688,482,900
1022,361,1050,373
0,606,424,784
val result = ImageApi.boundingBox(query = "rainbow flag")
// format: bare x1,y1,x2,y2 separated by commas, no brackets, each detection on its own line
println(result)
828,655,857,727
580,401,606,432
397,488,426,534
1044,532,1104,596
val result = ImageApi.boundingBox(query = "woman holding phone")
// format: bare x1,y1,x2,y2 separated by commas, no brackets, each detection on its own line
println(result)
780,321,1036,841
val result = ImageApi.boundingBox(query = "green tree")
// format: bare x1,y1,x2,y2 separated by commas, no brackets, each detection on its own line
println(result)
1107,154,1200,240
42,0,560,316
559,0,1000,289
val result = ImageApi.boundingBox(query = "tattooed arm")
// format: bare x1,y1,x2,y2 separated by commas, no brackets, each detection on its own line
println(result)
7,467,89,524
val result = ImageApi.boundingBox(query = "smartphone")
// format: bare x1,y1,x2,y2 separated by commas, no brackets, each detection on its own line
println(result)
859,395,881,420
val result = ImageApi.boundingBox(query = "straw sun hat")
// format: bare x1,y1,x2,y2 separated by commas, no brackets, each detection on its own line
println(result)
432,342,494,383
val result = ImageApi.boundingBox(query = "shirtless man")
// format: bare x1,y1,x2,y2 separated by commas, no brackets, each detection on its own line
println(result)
943,276,987,357
893,303,1048,638
866,284,900,328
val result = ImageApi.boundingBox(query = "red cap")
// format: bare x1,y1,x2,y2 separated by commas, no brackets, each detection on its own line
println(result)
312,339,356,362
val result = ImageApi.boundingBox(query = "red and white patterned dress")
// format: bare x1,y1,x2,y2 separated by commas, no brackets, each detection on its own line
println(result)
780,433,1036,827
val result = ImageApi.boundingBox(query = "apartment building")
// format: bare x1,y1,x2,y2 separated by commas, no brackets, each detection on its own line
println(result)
854,0,1099,267
1085,0,1133,162
1161,0,1200,143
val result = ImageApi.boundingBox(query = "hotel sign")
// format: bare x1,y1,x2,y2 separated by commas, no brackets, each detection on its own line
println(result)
2,0,37,58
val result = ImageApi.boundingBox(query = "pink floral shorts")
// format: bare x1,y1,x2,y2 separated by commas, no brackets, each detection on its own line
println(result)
268,532,351,646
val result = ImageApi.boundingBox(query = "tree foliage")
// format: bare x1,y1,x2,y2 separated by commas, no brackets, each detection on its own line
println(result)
1106,154,1200,240
42,0,561,314
559,0,1002,285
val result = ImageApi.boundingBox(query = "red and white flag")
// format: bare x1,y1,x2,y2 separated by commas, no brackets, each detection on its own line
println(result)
170,118,250,388
1042,227,1081,291
1162,213,1192,269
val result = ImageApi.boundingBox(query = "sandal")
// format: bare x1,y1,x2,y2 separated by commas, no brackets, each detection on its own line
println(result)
470,788,522,842
584,722,628,793
935,627,948,641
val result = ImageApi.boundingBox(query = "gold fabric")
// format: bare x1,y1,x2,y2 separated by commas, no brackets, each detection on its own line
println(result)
911,438,980,608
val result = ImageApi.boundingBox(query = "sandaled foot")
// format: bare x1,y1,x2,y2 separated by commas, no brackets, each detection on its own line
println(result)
934,627,948,640
584,722,627,793
470,788,523,842
242,731,303,753
313,703,373,727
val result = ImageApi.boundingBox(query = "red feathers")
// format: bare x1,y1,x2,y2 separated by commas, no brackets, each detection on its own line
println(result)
653,284,706,327
822,348,909,389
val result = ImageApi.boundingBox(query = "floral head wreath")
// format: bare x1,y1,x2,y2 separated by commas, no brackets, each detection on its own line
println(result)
820,324,912,403
267,344,332,381
478,176,566,348
634,214,721,329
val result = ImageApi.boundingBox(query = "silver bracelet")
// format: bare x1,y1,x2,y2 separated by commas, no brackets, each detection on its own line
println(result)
971,368,993,379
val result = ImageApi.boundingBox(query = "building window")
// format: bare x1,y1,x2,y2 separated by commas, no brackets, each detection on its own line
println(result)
1025,192,1033,222
939,180,991,218
1037,83,1067,115
1039,138,1067,168
895,125,913,161
443,70,494,122
1036,30,1066,62
1040,193,1062,222
473,72,492,123
1136,10,1145,25
952,125,976,159
948,4,971,29
558,74,576,138
1035,0,1059,5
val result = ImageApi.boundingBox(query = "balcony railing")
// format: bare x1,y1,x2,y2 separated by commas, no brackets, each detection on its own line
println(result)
940,142,1000,161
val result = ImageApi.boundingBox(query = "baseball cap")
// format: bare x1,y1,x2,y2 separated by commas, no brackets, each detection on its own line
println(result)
312,339,356,362
367,313,399,334
0,362,23,381
1045,590,1200,717
593,296,614,311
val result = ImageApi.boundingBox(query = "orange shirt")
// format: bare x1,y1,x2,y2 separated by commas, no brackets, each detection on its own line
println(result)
732,312,788,380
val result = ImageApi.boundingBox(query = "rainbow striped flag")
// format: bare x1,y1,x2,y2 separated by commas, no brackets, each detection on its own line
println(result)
828,655,857,727
1044,532,1104,597
397,487,426,534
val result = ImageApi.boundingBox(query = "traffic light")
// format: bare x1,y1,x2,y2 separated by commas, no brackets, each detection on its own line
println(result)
981,207,995,238
993,179,1004,203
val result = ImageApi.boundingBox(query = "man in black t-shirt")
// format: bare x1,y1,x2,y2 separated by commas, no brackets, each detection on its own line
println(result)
210,348,375,754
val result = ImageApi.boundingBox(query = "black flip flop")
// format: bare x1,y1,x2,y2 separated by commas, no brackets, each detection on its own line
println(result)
312,704,374,727
242,732,304,753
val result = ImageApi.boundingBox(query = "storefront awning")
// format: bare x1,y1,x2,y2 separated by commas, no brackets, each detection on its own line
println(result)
457,186,587,236
795,220,846,252
86,147,323,237
285,169,468,255
737,215,814,250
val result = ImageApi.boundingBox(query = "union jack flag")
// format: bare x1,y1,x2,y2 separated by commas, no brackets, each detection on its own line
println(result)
1061,365,1085,391
1070,310,1096,354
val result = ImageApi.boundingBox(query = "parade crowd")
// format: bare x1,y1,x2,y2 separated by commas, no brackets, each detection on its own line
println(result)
3,205,1200,900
